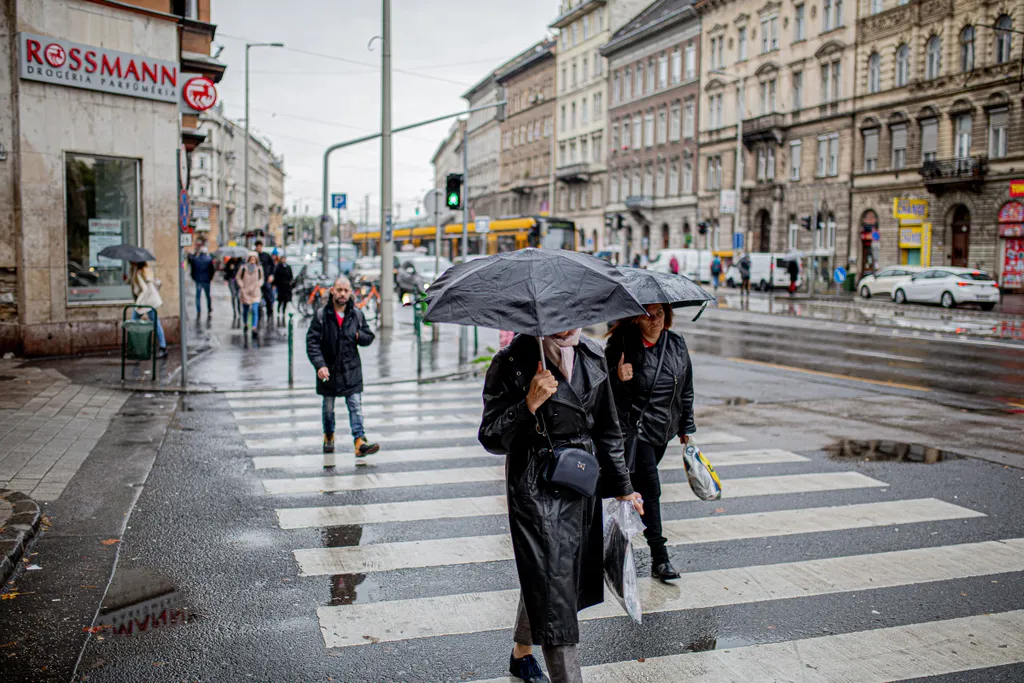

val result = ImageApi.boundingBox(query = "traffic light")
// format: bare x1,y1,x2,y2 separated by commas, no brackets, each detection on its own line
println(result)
800,215,813,231
616,214,625,230
698,221,708,235
604,214,613,230
445,173,464,209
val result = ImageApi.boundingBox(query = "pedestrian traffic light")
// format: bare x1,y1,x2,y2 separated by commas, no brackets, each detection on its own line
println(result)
445,174,463,209
698,221,708,235
800,215,813,231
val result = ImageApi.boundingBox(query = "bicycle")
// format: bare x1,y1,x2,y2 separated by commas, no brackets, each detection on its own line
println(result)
296,280,330,318
353,277,382,324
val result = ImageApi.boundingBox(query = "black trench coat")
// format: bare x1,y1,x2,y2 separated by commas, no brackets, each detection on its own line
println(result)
305,296,374,398
479,334,633,646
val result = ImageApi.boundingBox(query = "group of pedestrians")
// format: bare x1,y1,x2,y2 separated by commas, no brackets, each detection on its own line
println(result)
483,306,696,683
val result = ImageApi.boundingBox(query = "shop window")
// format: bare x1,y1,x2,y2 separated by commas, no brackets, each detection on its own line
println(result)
66,154,140,303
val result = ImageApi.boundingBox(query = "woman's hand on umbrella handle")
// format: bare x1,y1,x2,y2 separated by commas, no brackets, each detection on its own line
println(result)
617,353,633,382
526,362,557,414
617,492,644,516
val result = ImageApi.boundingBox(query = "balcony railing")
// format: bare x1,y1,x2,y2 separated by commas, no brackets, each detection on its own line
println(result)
555,162,591,182
919,156,988,194
625,195,654,210
742,112,786,146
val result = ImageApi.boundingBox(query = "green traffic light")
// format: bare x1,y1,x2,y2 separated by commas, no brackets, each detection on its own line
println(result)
447,192,460,207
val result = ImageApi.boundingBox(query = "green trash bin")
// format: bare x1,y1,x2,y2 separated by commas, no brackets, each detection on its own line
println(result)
122,321,155,360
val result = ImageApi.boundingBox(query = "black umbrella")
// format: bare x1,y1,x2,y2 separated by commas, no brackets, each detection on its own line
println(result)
617,267,715,309
424,248,647,339
97,244,155,262
214,246,249,259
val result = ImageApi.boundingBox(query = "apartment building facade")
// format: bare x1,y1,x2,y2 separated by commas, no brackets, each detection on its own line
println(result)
603,0,702,262
696,0,856,275
462,74,504,219
849,0,1024,288
551,0,649,250
496,40,558,219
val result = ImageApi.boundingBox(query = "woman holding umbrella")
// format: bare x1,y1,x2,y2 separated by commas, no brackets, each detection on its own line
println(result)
604,299,697,583
128,261,168,359
235,252,264,339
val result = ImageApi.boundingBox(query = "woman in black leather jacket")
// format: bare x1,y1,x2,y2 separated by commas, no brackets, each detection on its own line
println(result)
604,303,696,582
480,330,642,683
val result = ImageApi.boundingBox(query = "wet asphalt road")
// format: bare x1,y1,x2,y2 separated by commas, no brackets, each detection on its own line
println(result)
1,290,1023,682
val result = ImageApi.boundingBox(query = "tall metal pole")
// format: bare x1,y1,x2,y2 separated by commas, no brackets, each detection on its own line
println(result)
176,147,188,388
734,81,744,256
244,45,250,241
459,121,469,363
379,0,395,329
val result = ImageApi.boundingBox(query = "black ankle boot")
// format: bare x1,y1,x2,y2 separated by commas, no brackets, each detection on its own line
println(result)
509,650,549,683
652,559,681,582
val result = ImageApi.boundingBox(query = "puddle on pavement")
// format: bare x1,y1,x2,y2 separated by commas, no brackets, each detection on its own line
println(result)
827,439,960,463
722,397,753,406
322,524,381,604
96,567,196,637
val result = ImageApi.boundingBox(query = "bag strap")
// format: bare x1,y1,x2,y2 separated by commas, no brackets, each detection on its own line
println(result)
632,334,668,435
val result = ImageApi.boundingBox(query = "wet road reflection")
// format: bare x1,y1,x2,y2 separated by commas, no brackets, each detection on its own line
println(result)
828,439,960,463
95,567,195,637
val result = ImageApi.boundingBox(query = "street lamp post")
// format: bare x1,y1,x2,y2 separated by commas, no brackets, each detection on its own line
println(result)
244,42,284,242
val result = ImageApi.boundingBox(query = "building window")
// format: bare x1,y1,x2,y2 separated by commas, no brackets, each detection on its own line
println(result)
594,51,603,76
683,161,693,193
647,58,656,92
822,0,832,31
559,142,566,166
863,128,879,171
669,163,679,196
738,27,748,60
561,104,566,131
582,99,589,125
636,63,644,96
572,61,578,87
683,99,694,138
561,66,567,93
713,36,724,67
624,68,632,99
990,108,1009,158
926,36,941,79
644,110,655,147
828,133,839,176
835,0,843,26
920,118,937,162
761,15,779,53
581,136,589,162
582,57,589,82
672,49,682,83
792,71,803,110
622,117,631,148
790,139,802,180
960,26,975,72
891,123,907,169
582,15,589,40
671,102,682,140
610,173,619,203
996,16,1013,64
65,154,140,303
612,119,620,150
656,165,666,197
895,44,910,86
544,116,553,138
871,0,882,14
707,156,720,190
956,113,972,158
571,102,577,129
709,93,723,129
795,3,805,40
570,140,577,162
759,78,777,114
593,133,602,162
632,170,641,196
820,63,831,103
767,146,775,180
685,45,696,79
831,61,841,101
572,22,578,47
633,116,642,150
816,136,828,176
613,72,621,103
659,54,668,88
868,53,881,93
594,92,602,119
788,219,799,249
757,147,767,181
644,167,654,196
569,186,577,210
657,106,667,144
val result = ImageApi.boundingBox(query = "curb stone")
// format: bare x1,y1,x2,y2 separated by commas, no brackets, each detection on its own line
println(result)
0,489,43,587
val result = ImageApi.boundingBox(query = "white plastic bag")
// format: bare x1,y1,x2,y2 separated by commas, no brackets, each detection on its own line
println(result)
683,439,723,501
602,499,645,624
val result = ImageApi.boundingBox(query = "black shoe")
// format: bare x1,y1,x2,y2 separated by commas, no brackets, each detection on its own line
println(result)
156,347,168,359
652,560,681,582
509,651,549,683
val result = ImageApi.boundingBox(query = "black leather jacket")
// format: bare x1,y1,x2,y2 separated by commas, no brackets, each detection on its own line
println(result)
605,326,696,446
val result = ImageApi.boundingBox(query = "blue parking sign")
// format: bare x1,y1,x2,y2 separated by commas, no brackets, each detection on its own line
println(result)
834,267,847,284
331,193,347,210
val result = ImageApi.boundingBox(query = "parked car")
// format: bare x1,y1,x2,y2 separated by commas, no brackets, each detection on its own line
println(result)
891,267,1000,310
396,255,454,300
745,253,801,291
352,256,382,283
724,264,740,287
857,265,926,298
647,249,713,283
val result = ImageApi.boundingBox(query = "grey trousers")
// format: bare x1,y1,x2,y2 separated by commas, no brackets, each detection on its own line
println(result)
513,596,583,683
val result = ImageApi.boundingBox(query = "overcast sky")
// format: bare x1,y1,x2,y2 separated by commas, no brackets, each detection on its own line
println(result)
210,0,559,226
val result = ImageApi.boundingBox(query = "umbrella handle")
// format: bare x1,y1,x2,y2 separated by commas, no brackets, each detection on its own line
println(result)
537,336,546,371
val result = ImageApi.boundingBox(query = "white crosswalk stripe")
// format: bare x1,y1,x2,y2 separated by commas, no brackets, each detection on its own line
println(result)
230,380,1017,680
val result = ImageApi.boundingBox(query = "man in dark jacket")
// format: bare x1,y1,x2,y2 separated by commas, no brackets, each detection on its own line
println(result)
272,255,294,325
255,241,275,327
306,275,378,464
189,245,215,318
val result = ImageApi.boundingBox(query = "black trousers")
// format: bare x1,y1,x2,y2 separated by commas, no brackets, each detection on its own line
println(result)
630,440,669,564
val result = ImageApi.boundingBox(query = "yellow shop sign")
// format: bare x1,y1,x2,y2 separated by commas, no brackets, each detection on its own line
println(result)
893,198,929,220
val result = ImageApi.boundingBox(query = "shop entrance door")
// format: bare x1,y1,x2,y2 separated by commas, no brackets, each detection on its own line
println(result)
951,205,970,267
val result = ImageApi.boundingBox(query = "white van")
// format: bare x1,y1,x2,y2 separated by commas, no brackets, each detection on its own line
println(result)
744,253,801,290
648,249,713,283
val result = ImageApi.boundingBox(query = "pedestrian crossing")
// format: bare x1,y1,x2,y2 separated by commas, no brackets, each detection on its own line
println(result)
228,378,1024,681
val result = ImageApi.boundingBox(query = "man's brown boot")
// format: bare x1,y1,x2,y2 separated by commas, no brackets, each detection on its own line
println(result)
323,433,335,454
354,437,379,458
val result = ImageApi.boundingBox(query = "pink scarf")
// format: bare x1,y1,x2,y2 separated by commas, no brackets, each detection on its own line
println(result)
542,329,582,382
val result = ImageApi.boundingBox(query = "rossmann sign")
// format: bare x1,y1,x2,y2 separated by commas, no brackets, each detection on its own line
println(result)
18,32,179,104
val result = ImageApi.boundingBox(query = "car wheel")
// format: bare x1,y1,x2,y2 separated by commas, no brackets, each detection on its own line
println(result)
726,278,735,287
894,289,907,304
980,303,995,312
940,291,956,309
860,286,871,299
759,279,769,292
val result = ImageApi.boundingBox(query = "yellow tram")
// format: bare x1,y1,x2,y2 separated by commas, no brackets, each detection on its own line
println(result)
352,216,578,259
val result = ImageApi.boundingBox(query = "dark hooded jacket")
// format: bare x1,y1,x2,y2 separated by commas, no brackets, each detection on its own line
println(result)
479,334,632,646
306,296,374,397
604,325,696,455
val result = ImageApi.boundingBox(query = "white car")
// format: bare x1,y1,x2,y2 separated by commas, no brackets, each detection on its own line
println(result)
891,267,1000,310
857,266,927,299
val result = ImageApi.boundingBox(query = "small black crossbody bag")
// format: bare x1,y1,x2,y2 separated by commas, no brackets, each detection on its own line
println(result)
622,338,668,472
536,411,600,497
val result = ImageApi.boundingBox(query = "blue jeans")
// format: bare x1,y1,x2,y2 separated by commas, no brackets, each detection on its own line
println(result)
322,394,365,439
242,302,260,328
195,281,212,315
131,309,166,349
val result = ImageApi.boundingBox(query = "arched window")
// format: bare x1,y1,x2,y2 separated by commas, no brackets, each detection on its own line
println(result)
868,53,881,93
926,35,941,79
996,16,1013,64
895,44,910,86
960,26,975,72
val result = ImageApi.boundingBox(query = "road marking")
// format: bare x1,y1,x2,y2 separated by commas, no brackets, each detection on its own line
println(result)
844,349,925,363
236,414,481,435
228,395,482,411
247,429,481,451
317,537,1024,648
220,383,481,399
275,471,887,529
234,405,482,421
473,610,1024,682
261,449,807,494
727,357,932,392
294,498,979,575
251,431,747,470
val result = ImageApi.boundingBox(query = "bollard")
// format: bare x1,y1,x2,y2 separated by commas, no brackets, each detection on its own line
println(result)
413,299,422,380
288,312,294,388
473,326,478,356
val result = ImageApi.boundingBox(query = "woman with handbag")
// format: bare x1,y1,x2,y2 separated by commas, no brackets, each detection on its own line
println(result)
128,261,167,358
604,303,696,583
235,252,265,339
480,330,642,683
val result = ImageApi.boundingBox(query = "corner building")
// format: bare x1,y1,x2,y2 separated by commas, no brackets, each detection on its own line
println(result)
696,0,855,274
849,0,1024,289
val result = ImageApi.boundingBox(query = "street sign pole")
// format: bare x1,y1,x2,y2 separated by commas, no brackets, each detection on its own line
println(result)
459,124,469,365
425,188,443,344
176,146,188,388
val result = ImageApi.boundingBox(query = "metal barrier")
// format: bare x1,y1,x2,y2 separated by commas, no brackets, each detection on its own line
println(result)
288,312,295,388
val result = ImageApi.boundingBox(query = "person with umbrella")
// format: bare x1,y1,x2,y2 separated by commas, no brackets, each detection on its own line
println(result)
235,252,264,339
128,261,167,359
426,249,645,683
